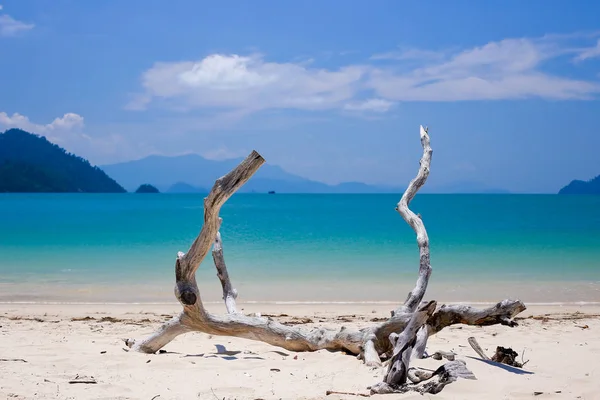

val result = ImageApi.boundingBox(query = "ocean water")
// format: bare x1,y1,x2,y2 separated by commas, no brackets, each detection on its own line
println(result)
1,194,599,304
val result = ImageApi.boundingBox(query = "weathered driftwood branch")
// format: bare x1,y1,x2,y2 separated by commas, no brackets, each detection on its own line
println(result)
371,360,476,395
127,127,526,397
212,219,238,314
175,150,265,308
395,125,433,315
384,300,437,387
127,151,370,355
412,299,526,359
467,336,490,360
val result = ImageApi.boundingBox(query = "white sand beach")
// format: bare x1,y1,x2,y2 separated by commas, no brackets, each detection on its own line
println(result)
1,302,599,399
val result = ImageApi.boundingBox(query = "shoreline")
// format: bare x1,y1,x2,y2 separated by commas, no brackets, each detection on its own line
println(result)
2,300,600,306
2,278,599,305
2,301,600,316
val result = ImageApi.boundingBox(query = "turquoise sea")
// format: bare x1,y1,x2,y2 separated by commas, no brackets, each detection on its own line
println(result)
1,194,599,304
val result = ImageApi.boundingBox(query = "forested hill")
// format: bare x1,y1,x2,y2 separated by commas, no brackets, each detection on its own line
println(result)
558,175,600,194
0,129,125,193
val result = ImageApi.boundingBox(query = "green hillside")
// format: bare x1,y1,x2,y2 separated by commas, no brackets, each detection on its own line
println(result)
0,128,126,193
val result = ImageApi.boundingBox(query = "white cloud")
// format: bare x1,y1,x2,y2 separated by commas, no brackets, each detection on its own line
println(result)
0,111,116,160
129,53,367,112
0,5,34,37
344,98,394,113
367,37,600,101
130,33,600,116
574,39,600,62
0,112,84,136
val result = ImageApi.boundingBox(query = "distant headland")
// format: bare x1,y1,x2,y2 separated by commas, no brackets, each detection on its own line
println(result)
558,175,600,194
0,129,125,193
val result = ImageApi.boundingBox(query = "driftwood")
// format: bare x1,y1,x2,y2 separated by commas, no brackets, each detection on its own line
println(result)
211,219,238,315
468,336,528,368
371,360,476,395
126,126,526,395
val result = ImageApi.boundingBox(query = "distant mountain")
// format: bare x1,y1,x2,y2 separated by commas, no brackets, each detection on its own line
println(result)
101,154,511,194
101,154,399,193
166,182,208,193
135,184,159,193
0,129,125,193
559,175,600,194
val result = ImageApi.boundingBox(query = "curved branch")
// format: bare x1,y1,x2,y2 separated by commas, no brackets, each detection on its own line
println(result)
396,125,433,313
129,311,368,355
174,151,265,307
411,299,526,359
127,314,190,353
427,299,527,334
212,220,239,314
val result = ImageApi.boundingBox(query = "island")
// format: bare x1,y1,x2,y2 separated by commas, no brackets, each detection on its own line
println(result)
0,128,125,193
135,184,160,193
558,175,600,194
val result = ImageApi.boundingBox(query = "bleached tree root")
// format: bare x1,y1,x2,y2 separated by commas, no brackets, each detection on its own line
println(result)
371,360,476,395
212,220,239,314
125,127,527,395
384,301,437,386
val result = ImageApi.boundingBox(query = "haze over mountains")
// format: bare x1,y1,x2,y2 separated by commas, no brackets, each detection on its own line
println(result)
101,154,511,194
0,128,517,194
101,154,399,193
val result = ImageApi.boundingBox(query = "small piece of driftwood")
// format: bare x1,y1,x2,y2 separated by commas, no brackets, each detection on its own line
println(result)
468,336,527,367
68,375,97,384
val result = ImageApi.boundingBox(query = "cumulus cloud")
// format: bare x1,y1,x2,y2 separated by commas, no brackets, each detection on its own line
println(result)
0,112,84,137
0,111,156,164
0,5,34,37
130,33,600,116
128,53,368,112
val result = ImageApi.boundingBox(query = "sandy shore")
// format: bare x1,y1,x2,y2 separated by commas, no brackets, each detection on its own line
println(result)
1,302,599,399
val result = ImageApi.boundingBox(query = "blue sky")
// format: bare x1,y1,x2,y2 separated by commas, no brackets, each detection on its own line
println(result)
1,0,599,193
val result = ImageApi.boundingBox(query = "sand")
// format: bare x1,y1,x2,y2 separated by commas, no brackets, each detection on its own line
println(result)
1,302,599,400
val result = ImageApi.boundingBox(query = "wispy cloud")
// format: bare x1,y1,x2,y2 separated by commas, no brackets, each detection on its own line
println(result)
574,39,600,62
129,32,600,117
368,36,600,101
344,98,394,113
0,5,34,37
370,47,446,61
